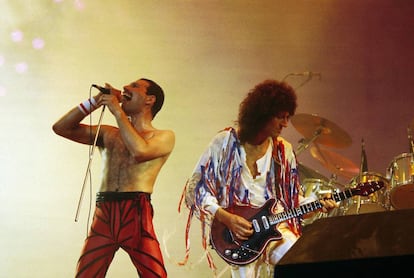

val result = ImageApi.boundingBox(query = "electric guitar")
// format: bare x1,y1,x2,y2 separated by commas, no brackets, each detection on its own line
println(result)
210,180,384,265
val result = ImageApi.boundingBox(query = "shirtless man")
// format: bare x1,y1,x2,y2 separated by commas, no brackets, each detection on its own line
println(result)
53,78,175,278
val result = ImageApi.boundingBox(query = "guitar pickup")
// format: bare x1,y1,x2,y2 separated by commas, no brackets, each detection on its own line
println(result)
252,219,260,232
261,216,270,229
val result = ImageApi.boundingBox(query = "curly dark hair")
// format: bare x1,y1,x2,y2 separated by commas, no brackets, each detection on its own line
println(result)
141,78,164,118
237,79,297,143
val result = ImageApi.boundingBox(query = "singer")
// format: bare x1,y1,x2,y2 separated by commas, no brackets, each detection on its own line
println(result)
52,78,175,278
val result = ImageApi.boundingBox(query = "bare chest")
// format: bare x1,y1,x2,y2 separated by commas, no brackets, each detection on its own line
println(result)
243,142,270,179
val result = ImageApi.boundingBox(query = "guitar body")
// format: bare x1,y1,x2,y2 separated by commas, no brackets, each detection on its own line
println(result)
210,199,283,265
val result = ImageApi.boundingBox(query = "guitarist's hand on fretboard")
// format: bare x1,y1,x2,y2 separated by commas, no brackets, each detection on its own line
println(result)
215,207,254,241
319,193,339,213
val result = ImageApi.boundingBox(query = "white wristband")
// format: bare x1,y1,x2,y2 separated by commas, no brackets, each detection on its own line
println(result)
78,97,98,115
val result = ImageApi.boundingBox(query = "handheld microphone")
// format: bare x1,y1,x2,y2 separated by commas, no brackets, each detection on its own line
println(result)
92,84,110,94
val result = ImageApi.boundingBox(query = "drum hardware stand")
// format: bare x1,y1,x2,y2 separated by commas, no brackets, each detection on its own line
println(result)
407,127,414,154
74,105,106,222
356,138,368,215
296,127,323,155
360,138,368,173
406,127,414,185
327,174,339,188
354,196,362,214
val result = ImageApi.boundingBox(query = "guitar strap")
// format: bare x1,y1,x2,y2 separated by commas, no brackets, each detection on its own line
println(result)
272,138,282,200
272,157,282,201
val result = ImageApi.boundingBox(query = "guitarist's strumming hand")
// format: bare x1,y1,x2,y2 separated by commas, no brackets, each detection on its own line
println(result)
215,207,253,241
319,193,339,213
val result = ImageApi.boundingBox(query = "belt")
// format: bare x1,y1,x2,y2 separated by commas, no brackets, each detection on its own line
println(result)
96,191,150,203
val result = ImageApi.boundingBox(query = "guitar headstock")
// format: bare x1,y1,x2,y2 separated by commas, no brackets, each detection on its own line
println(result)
353,181,384,196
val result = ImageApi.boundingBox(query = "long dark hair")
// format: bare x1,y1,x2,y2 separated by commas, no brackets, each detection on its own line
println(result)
237,79,297,143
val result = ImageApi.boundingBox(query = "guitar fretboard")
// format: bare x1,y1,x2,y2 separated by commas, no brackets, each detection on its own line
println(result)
268,187,356,225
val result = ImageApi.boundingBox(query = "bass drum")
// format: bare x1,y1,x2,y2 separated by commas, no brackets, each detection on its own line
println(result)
387,153,414,209
301,178,344,226
344,172,390,215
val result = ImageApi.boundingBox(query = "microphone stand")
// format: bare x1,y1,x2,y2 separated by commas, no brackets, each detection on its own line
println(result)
74,105,106,222
296,127,322,155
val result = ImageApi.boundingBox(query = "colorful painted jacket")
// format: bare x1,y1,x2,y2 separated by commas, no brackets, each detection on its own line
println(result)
179,127,302,269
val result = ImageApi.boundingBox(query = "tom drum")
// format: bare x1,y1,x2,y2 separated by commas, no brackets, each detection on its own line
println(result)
387,153,414,209
344,172,390,215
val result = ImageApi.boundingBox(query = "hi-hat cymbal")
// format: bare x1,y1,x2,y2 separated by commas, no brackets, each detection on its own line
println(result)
310,146,359,179
291,113,352,148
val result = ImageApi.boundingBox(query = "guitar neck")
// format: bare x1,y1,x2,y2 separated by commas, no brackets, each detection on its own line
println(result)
268,187,356,225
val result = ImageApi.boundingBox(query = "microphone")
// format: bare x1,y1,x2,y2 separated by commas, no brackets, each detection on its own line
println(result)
282,71,321,81
292,71,322,78
92,84,110,94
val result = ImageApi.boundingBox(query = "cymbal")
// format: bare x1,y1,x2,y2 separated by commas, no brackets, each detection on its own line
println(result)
298,163,329,182
310,146,359,179
291,113,352,148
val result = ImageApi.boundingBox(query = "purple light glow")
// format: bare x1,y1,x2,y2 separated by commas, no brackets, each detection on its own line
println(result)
32,38,45,50
11,30,24,42
0,86,6,96
15,62,28,74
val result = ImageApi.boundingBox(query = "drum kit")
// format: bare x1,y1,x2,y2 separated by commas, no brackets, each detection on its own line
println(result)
291,113,414,226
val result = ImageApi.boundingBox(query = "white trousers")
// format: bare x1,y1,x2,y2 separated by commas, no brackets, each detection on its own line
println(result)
230,226,299,278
